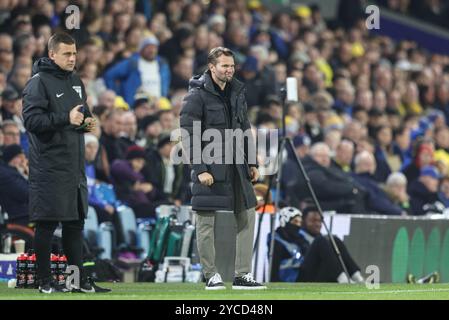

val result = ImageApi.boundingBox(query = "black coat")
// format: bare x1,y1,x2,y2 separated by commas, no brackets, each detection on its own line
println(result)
22,58,91,222
270,224,309,282
180,71,257,212
408,180,440,215
142,148,188,203
0,163,29,223
301,157,367,213
351,172,403,215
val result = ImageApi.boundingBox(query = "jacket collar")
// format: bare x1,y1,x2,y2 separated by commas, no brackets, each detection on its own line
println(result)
202,71,244,97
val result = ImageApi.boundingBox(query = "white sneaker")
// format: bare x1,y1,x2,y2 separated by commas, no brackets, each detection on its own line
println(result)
205,273,226,290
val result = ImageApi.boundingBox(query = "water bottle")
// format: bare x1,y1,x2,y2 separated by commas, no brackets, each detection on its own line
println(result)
50,254,59,282
16,253,28,288
26,251,36,289
57,254,67,286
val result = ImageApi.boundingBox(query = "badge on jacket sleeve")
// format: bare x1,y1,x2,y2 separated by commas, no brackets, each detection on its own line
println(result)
72,86,82,99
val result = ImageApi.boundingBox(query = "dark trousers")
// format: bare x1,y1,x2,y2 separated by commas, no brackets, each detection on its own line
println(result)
34,219,85,283
298,236,360,282
34,192,85,284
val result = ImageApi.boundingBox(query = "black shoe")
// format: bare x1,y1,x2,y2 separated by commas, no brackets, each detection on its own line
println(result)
205,273,226,290
38,280,70,294
71,277,111,293
232,273,266,290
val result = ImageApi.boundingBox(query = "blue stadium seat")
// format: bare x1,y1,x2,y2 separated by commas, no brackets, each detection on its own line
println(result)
84,206,114,260
116,205,151,258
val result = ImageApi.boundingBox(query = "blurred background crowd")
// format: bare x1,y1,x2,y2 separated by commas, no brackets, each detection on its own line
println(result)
1,0,449,230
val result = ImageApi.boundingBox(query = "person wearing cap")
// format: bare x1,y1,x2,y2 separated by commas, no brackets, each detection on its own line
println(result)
238,55,271,108
110,145,157,218
408,165,444,215
103,35,170,106
1,87,20,120
0,144,29,225
269,205,364,283
140,114,162,152
270,206,306,282
22,33,109,294
1,89,29,153
180,47,265,290
133,97,153,130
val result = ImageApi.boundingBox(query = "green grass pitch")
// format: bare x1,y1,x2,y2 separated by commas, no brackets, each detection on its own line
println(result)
0,282,448,300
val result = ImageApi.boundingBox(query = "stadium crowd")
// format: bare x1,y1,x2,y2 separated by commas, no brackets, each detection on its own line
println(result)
1,0,449,231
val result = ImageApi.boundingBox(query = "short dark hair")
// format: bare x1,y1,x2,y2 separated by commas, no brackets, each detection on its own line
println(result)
302,205,320,219
207,47,234,66
48,32,75,52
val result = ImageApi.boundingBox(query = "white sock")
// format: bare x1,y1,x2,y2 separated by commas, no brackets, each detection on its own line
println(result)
351,271,364,284
337,272,350,283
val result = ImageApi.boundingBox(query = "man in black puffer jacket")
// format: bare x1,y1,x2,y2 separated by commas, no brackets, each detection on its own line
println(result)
180,47,265,290
22,33,110,294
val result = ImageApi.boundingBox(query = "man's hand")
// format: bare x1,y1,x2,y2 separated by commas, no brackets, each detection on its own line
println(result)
198,172,214,186
84,117,97,132
69,105,84,126
104,204,115,215
250,167,259,182
135,181,154,193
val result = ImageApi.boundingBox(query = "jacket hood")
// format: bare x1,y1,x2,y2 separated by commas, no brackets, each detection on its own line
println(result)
32,57,73,78
188,73,206,90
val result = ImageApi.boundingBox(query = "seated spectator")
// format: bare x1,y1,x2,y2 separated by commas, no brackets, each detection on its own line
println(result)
392,125,412,168
384,172,411,215
402,138,435,183
438,176,449,208
408,166,445,215
118,111,138,156
110,145,157,218
434,126,449,169
142,135,188,206
352,151,404,215
332,139,354,172
1,120,21,148
270,206,364,283
0,144,29,225
85,134,116,223
301,143,366,213
1,88,20,121
281,133,311,207
373,125,401,182
100,109,125,163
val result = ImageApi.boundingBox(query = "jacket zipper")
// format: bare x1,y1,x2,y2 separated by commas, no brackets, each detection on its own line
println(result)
203,84,249,209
